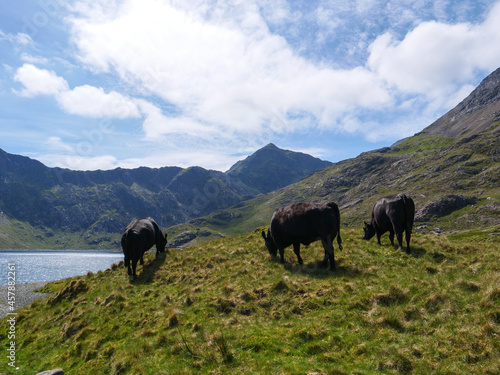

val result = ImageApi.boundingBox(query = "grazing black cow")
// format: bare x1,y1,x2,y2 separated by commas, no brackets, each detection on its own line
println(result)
261,202,343,271
121,217,168,279
362,193,415,253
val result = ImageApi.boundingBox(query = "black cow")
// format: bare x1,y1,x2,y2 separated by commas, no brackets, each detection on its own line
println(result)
362,193,415,253
121,217,168,279
261,202,343,270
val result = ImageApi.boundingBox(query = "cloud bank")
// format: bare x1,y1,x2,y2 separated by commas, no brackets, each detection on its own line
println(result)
10,0,500,170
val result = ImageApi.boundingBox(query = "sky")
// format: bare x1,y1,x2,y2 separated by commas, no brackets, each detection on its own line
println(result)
1,0,500,172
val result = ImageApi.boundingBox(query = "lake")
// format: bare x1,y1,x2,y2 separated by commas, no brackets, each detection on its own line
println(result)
0,250,124,285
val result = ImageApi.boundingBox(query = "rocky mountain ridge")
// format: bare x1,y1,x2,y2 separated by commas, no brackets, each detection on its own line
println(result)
0,144,331,248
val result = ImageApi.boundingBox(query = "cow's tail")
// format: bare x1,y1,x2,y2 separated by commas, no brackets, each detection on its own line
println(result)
399,194,415,233
328,202,343,251
121,232,130,267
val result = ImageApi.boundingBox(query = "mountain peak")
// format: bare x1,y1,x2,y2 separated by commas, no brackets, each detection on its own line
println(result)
226,144,331,194
422,67,500,138
262,143,279,149
457,67,500,113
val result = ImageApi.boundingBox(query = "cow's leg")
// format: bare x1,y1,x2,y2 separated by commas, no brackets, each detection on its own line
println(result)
279,247,285,264
321,237,335,270
132,259,138,279
389,230,395,247
140,255,144,265
293,243,303,265
124,254,132,275
376,232,382,245
405,227,412,253
394,226,404,251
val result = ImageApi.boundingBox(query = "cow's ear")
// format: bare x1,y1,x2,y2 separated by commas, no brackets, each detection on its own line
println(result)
261,231,266,240
164,233,168,241
364,221,369,227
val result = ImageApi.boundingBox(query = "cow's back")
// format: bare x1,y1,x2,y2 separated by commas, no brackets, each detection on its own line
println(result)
373,194,414,227
122,218,156,252
271,202,339,245
398,194,415,228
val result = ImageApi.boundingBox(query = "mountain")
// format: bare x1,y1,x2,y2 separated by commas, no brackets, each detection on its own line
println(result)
423,67,500,138
0,144,331,249
170,68,500,241
227,143,332,194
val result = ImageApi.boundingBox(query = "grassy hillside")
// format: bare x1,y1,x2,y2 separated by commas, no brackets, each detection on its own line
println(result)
2,227,499,374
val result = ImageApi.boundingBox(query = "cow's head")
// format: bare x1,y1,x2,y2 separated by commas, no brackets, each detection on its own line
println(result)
362,221,375,240
261,230,277,257
158,232,168,252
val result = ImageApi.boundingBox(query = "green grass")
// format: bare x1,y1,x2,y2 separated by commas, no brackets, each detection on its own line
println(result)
1,227,499,374
390,133,455,154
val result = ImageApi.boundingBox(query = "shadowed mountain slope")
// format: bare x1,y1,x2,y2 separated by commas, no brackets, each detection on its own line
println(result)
0,144,331,249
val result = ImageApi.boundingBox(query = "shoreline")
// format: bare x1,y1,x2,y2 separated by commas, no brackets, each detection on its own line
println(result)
0,281,53,319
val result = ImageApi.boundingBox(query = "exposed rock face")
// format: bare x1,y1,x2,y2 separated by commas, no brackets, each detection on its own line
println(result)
415,195,478,222
168,230,224,248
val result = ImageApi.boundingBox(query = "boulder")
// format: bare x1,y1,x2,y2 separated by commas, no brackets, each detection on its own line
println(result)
415,195,477,222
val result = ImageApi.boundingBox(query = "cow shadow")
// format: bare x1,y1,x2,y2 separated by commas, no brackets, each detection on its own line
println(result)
407,245,427,258
131,251,167,284
280,258,361,279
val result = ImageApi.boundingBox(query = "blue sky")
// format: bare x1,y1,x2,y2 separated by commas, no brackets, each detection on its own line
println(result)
1,0,500,171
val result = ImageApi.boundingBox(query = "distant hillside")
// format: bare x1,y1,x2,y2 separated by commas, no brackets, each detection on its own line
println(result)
170,67,500,243
227,143,331,194
0,144,330,249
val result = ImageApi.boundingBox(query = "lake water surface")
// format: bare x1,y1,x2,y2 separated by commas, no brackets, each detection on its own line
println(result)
0,250,124,285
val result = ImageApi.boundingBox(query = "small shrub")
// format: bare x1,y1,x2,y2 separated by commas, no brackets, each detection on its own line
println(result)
211,332,234,363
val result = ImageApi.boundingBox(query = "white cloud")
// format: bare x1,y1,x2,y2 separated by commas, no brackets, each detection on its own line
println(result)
20,53,49,64
14,64,141,119
13,63,68,97
57,85,141,118
62,154,119,171
137,100,223,141
0,31,33,46
367,2,500,100
9,0,500,173
68,0,392,140
46,136,74,153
